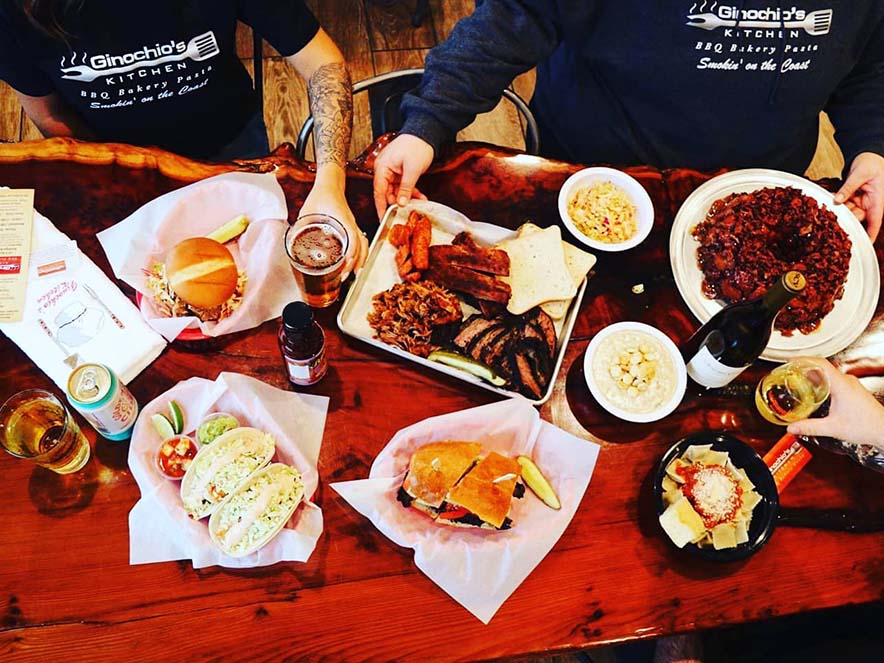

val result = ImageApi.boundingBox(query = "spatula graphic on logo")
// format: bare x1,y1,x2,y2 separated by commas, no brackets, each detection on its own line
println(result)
60,31,219,82
686,9,833,36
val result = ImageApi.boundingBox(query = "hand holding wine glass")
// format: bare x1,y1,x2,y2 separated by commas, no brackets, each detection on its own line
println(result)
755,358,830,425
786,358,884,450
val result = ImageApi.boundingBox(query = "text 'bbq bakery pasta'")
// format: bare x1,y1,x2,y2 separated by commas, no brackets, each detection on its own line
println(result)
691,186,851,335
659,444,761,551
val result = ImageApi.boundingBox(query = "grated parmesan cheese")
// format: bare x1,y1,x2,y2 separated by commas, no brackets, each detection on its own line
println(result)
682,464,742,528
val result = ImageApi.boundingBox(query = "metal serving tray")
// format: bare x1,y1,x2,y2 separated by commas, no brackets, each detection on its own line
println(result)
337,200,588,405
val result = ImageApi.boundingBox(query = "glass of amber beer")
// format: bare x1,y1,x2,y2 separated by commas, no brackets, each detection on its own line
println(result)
0,389,91,474
285,214,349,308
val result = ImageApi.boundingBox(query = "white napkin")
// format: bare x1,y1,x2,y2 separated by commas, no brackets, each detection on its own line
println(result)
97,171,299,341
331,399,601,623
0,209,166,388
128,372,328,569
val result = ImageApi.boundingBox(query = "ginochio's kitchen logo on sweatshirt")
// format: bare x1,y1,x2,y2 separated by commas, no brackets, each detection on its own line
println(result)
686,2,833,36
59,31,219,82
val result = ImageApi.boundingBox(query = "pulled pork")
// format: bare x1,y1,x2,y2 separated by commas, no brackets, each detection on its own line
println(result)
367,281,462,357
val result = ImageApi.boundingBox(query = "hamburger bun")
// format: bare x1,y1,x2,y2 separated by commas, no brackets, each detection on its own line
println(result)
166,237,238,309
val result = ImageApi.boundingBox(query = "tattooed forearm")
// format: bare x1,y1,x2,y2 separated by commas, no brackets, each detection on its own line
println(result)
307,61,353,170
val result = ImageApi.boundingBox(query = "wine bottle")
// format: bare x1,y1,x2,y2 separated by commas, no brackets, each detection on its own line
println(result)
682,271,806,389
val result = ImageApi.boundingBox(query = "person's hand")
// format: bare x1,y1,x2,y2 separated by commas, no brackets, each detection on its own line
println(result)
787,358,884,450
372,134,434,219
834,151,884,242
299,182,368,279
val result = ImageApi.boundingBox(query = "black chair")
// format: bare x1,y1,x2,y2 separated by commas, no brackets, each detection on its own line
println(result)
295,67,540,159
412,0,429,26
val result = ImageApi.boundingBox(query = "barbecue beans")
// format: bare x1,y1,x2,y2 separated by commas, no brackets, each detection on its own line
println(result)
691,186,851,335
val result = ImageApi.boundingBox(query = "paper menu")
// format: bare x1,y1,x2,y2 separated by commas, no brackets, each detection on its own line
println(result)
0,189,34,322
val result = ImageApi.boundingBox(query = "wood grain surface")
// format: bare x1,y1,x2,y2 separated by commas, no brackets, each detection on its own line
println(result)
0,138,882,663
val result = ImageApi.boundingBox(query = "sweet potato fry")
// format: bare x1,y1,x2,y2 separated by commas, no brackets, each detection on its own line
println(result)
406,210,421,231
395,243,410,269
411,214,432,270
388,223,411,247
397,258,414,279
404,271,422,282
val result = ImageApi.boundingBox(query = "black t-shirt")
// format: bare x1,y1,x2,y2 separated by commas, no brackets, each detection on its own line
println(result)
0,0,319,157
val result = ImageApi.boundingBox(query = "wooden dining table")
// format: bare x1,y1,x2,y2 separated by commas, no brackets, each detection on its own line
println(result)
1,138,883,662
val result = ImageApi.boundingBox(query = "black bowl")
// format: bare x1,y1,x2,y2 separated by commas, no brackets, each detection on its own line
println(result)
653,431,779,562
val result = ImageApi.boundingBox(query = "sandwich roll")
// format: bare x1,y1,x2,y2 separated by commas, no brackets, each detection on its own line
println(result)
397,442,525,530
444,452,522,529
401,441,482,510
180,427,275,519
209,463,304,557
165,237,238,309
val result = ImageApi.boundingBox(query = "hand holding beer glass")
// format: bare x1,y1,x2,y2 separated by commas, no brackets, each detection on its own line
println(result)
0,389,91,474
285,214,349,308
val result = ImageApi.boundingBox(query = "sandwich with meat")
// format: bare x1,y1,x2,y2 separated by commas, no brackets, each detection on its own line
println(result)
146,237,246,322
397,441,525,530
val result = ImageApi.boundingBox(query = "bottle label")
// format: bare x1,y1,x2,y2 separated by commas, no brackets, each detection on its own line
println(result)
285,348,327,386
686,345,747,388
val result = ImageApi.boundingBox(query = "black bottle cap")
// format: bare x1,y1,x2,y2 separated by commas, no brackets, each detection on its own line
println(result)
282,302,313,331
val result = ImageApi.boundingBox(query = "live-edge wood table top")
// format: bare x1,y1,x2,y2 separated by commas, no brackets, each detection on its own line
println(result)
0,138,883,663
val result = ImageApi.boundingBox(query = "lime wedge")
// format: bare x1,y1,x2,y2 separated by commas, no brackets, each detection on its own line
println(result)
168,400,185,435
151,413,175,440
428,350,506,387
517,455,561,510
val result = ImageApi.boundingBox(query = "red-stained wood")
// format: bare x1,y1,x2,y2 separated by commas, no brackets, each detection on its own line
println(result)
0,138,883,662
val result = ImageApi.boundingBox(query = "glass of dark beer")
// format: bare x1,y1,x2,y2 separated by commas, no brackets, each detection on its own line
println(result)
285,214,349,308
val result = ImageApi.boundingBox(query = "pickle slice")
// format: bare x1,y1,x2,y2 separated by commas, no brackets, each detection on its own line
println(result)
517,455,561,510
427,350,507,387
206,214,250,244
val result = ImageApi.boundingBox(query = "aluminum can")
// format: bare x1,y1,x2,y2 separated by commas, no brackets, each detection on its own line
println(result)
66,363,138,441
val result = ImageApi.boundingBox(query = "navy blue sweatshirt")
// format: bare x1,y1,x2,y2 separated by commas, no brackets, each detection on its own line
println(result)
400,1,884,173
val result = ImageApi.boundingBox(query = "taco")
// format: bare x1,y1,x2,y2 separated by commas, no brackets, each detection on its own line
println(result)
208,463,305,557
180,427,275,519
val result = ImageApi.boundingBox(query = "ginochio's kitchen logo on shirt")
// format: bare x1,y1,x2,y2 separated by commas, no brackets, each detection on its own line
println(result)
59,31,219,82
686,2,833,36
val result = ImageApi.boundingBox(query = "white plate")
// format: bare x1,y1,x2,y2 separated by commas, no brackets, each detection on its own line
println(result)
670,169,880,362
558,167,655,252
337,200,587,405
583,322,687,423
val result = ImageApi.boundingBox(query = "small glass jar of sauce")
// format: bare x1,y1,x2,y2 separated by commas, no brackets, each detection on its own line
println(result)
278,301,328,386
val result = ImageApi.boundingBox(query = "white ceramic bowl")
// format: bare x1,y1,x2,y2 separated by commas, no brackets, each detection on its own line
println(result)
558,167,655,252
583,321,687,423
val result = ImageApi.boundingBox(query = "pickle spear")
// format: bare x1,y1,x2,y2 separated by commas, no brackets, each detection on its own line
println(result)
517,455,561,510
207,214,250,244
427,350,507,387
